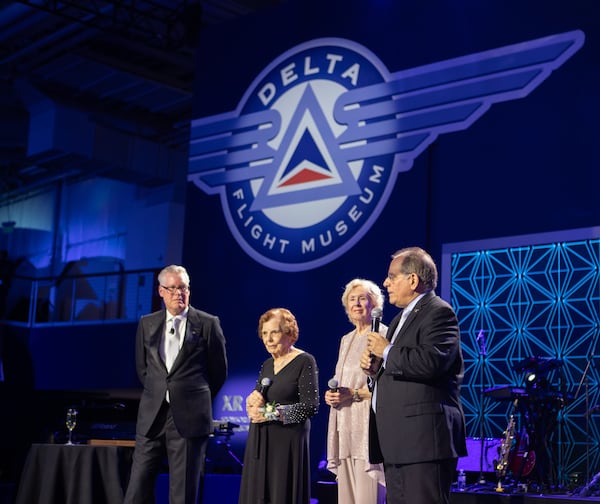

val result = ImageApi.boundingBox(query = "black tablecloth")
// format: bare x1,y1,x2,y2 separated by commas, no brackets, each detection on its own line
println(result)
15,443,132,504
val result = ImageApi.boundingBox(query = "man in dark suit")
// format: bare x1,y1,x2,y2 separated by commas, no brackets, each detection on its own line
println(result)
361,247,466,504
124,264,228,504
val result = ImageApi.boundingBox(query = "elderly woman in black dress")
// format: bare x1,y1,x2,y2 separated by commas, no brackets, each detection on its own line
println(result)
238,308,319,504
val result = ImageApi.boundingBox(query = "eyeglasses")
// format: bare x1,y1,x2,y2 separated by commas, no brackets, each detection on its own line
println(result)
161,285,190,294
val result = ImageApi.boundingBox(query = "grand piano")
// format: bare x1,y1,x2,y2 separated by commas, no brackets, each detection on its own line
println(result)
31,389,141,444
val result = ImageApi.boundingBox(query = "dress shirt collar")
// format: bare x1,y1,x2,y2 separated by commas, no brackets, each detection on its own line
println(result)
403,292,426,316
166,306,189,324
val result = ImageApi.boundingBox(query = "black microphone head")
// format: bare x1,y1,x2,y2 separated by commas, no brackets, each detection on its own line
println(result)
170,327,175,334
371,307,383,319
327,378,339,391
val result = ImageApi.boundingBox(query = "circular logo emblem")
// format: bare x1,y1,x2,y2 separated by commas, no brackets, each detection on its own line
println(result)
192,38,399,271
189,32,585,271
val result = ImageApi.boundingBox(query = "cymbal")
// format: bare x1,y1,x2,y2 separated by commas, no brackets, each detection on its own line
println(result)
513,356,562,373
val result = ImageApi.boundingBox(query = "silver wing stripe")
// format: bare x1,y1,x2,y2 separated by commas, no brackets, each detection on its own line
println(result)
188,31,584,190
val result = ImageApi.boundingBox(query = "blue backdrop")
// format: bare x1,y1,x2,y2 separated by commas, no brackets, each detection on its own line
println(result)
183,0,600,481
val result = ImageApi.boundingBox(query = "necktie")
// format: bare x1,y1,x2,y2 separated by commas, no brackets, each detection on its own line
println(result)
165,317,181,372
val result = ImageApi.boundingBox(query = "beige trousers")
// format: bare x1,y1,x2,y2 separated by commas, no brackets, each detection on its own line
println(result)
336,458,386,504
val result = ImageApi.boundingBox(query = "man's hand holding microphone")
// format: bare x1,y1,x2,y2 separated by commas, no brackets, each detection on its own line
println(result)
360,308,388,376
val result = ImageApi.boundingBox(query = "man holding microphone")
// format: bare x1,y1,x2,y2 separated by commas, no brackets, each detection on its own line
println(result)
361,247,467,504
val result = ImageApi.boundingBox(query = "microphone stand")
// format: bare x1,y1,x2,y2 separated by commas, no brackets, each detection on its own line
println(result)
574,354,593,485
476,329,488,486
571,340,597,494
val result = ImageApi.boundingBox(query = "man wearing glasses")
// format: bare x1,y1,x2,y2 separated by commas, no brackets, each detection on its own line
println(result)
361,247,466,504
125,265,228,504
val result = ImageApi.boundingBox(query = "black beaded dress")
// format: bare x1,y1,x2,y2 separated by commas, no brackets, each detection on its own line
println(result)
238,352,319,504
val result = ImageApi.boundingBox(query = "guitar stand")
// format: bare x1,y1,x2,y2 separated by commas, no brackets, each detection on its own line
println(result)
494,477,529,494
473,329,494,490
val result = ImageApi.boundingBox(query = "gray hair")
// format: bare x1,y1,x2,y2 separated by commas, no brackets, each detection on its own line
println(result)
158,264,190,287
392,247,438,291
341,278,385,322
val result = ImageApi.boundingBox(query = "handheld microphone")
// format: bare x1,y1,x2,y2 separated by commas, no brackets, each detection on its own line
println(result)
371,307,383,332
327,378,339,393
259,377,272,397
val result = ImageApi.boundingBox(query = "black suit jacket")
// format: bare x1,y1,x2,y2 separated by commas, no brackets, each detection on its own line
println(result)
369,292,467,464
134,305,227,438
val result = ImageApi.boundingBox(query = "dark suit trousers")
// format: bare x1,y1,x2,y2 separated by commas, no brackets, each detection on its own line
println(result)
124,402,209,504
383,458,457,504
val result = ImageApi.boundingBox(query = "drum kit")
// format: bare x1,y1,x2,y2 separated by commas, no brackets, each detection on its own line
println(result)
484,356,567,491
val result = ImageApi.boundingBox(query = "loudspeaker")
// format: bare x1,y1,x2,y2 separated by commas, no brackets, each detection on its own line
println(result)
458,437,502,472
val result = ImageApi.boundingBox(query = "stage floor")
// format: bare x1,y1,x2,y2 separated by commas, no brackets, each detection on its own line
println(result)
315,480,600,504
451,489,600,503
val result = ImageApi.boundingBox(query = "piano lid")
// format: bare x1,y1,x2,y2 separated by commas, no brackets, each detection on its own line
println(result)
484,385,527,400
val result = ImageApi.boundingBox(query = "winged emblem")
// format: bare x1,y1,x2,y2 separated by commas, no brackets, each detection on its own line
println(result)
188,30,584,202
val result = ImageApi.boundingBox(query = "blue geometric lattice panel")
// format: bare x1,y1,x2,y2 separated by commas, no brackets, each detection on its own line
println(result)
443,231,600,485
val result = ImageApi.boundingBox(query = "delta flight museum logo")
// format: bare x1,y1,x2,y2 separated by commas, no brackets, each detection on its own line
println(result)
188,31,584,272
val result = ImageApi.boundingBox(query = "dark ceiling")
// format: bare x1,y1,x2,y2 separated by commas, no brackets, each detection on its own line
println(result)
0,0,281,200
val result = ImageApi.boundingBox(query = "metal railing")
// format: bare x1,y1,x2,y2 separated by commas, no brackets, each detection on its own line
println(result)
2,268,159,326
